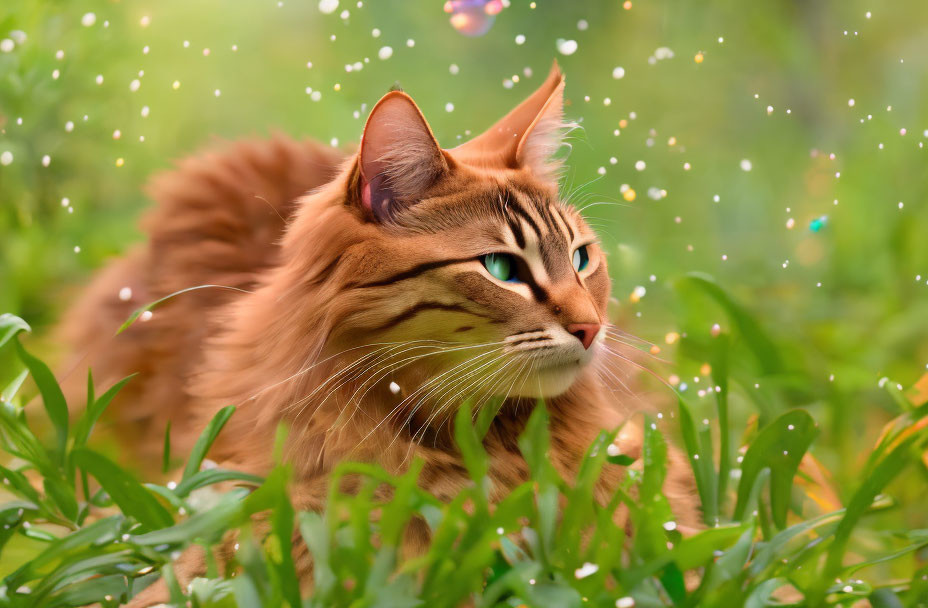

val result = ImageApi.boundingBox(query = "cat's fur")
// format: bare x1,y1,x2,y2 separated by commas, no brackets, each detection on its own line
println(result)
60,63,698,605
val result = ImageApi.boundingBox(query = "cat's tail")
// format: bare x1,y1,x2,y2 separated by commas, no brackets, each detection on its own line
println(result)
56,134,347,465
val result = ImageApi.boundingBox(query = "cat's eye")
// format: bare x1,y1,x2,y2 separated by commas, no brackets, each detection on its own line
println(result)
482,253,518,282
572,245,590,272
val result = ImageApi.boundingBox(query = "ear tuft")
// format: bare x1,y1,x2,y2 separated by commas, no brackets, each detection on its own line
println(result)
358,92,446,221
515,75,569,182
451,61,572,183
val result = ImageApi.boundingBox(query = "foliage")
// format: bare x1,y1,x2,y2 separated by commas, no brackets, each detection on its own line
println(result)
1,312,927,607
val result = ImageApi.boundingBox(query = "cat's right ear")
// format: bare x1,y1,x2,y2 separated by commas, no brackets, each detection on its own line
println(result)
356,91,448,222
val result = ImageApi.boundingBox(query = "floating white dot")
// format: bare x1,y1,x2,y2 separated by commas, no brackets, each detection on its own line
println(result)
556,39,578,55
318,0,339,14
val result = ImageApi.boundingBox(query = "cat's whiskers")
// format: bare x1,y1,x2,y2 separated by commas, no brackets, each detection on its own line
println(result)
286,341,441,419
599,344,671,389
248,339,466,405
412,351,517,446
426,353,539,454
336,343,507,446
386,348,509,446
317,344,503,454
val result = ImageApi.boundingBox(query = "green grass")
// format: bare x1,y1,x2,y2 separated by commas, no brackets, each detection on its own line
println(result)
1,308,927,607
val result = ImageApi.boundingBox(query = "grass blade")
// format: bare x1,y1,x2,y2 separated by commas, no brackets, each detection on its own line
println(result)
182,404,235,481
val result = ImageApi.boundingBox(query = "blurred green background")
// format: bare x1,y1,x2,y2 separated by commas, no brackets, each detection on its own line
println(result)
2,0,927,566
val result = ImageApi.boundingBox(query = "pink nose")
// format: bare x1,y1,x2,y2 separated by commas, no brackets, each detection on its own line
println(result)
567,323,601,350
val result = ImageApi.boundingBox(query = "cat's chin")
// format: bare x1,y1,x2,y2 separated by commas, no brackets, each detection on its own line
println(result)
506,362,584,399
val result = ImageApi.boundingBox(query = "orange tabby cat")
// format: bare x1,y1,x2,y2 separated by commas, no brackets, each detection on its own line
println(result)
61,63,698,604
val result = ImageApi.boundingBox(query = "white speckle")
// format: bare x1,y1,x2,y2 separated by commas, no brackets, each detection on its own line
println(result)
635,160,646,171
318,0,339,14
787,424,795,431
371,28,381,38
330,138,339,147
141,106,150,118
41,155,51,167
503,78,514,89
616,598,635,608
843,585,854,593
577,19,588,31
654,46,674,60
129,79,141,92
612,66,625,79
406,38,415,47
81,12,97,27
118,287,133,301
713,194,720,202
449,63,460,75
740,159,752,171
142,45,150,55
214,89,221,97
378,46,393,60
607,443,621,457
445,102,454,112
556,39,578,55
140,310,153,322
389,381,401,394
311,90,322,101
662,521,677,531
0,39,14,53
95,74,104,85
574,562,598,579
0,151,13,166
496,527,504,534
633,285,646,299
515,34,525,45
848,98,855,107
73,246,81,253
766,105,774,114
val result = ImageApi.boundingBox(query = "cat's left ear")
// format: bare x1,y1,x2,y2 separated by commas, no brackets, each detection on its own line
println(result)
453,61,567,182
357,91,448,222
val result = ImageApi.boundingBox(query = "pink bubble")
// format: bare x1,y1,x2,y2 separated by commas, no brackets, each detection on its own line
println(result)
444,0,504,36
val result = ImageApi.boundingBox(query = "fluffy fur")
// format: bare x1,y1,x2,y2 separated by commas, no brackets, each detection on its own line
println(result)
59,63,698,605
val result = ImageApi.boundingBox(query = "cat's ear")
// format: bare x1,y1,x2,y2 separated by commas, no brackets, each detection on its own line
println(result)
454,61,568,182
357,91,448,221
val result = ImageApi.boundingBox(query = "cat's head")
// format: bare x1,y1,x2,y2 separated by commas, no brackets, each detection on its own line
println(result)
315,63,609,402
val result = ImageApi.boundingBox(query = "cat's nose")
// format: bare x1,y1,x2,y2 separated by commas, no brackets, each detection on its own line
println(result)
566,323,601,350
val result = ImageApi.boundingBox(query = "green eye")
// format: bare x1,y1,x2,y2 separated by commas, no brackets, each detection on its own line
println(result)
572,245,590,272
482,253,517,282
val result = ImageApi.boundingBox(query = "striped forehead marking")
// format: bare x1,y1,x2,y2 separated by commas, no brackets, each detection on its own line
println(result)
504,188,575,281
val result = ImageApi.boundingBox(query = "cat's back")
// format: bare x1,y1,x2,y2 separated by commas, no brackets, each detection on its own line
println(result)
58,135,346,462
